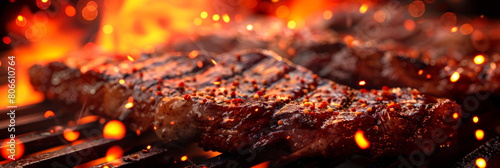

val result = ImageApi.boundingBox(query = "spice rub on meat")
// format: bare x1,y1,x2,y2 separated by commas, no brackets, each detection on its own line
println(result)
29,49,461,159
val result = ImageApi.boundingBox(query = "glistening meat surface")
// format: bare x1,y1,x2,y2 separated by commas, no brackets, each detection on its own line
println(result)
29,49,461,159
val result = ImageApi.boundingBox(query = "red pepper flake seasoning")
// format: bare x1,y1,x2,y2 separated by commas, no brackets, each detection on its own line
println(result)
230,91,236,97
387,102,400,109
156,91,162,96
177,82,185,87
236,54,241,62
231,98,243,104
230,64,235,73
263,94,269,100
183,94,191,101
253,84,259,90
310,104,315,110
318,101,328,109
282,65,289,72
300,78,305,84
277,120,283,125
360,88,368,93
302,89,309,94
256,91,264,96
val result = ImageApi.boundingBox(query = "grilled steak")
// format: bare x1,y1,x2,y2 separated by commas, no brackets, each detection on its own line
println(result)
29,49,461,159
167,15,500,99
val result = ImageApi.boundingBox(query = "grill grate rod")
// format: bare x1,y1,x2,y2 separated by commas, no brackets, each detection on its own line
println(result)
456,136,500,167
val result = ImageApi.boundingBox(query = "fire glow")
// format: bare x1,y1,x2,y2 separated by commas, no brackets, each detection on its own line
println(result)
354,130,370,149
103,120,126,140
1,138,24,160
106,146,124,162
476,129,485,141
476,157,487,168
44,110,55,118
63,129,80,142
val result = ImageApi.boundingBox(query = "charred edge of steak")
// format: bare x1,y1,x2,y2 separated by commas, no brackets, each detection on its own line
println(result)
29,49,461,159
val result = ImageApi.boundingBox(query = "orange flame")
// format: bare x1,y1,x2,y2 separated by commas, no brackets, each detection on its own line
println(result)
473,116,479,123
1,138,24,160
106,146,124,161
95,0,213,55
103,120,126,140
354,130,370,149
1,6,84,108
63,129,80,142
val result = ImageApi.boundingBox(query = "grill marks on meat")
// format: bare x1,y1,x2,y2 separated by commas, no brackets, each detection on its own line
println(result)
169,17,500,99
29,50,461,159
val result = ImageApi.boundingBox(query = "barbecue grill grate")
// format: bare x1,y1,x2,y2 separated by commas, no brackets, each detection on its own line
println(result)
1,102,499,168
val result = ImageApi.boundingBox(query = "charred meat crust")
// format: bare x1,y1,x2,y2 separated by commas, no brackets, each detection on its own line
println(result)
29,49,461,159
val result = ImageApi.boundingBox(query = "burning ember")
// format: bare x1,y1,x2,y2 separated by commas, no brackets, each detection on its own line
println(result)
63,128,80,142
354,130,370,149
103,120,126,140
1,138,24,160
105,145,123,162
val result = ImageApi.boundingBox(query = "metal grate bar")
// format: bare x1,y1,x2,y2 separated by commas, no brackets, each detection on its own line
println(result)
456,136,500,167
